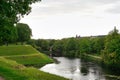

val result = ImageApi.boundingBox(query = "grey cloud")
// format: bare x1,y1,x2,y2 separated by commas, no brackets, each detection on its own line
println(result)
44,0,119,4
31,0,120,16
106,1,120,14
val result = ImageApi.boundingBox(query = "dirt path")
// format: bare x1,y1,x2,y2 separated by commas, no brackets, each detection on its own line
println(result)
0,77,4,80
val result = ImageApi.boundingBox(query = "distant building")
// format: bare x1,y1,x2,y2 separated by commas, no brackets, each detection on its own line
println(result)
76,35,81,38
75,35,106,39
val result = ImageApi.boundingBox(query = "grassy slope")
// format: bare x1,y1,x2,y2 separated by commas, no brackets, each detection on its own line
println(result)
0,57,68,80
0,45,53,67
0,45,68,80
0,45,38,56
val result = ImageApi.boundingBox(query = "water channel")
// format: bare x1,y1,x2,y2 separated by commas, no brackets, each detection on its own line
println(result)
40,57,117,80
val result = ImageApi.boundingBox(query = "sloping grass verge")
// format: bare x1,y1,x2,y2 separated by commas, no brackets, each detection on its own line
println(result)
0,45,38,56
5,54,53,67
0,45,53,67
0,57,68,80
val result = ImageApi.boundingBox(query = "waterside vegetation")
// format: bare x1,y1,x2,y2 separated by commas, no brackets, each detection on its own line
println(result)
28,27,120,73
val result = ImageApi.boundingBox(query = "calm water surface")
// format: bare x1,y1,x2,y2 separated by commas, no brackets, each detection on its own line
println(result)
40,57,115,80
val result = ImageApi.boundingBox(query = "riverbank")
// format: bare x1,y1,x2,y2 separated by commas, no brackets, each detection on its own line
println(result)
80,53,120,79
80,54,102,65
0,45,69,80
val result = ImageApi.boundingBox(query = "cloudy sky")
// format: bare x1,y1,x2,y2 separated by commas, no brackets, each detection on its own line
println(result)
20,0,120,39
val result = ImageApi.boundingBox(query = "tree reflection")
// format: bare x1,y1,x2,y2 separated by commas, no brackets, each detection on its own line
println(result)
80,66,89,75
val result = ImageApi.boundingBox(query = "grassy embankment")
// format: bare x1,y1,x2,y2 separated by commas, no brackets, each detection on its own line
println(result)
0,45,53,67
0,45,68,80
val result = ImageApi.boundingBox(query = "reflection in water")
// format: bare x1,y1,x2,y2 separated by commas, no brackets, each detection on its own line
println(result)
80,66,89,75
40,57,110,80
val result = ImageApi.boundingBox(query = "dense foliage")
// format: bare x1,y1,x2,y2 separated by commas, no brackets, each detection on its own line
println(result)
0,23,32,45
102,27,120,69
27,36,105,57
16,23,32,44
0,0,41,26
0,0,40,45
0,25,18,45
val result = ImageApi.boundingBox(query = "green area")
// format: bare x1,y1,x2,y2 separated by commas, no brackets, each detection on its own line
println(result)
0,57,68,80
6,54,53,67
0,45,53,67
0,45,68,80
0,45,38,56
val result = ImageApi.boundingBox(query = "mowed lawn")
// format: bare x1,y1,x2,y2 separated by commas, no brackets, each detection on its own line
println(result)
0,45,53,67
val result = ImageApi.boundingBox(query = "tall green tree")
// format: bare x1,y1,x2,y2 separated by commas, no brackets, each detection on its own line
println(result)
91,37,105,54
102,27,120,68
0,0,41,27
52,40,64,56
0,0,40,45
16,23,32,44
78,38,91,54
64,38,79,57
0,25,18,45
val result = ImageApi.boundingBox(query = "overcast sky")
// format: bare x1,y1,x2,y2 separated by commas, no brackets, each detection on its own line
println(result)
20,0,120,39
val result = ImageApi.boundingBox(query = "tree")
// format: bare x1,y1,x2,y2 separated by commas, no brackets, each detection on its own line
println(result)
0,25,18,46
64,38,78,57
102,27,120,69
0,0,41,27
35,39,49,52
90,37,105,54
52,40,64,56
0,0,40,45
78,38,91,54
16,23,32,44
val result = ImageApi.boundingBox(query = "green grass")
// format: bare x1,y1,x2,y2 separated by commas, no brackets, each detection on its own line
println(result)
0,45,68,80
5,54,53,67
0,45,53,67
0,57,68,80
0,45,38,56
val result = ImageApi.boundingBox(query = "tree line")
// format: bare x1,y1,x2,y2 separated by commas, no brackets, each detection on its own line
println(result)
27,35,105,57
27,27,120,70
